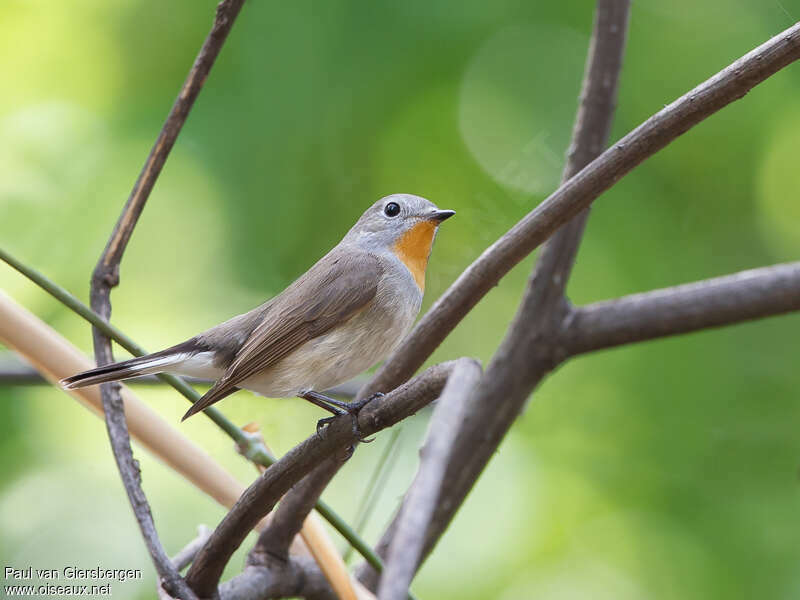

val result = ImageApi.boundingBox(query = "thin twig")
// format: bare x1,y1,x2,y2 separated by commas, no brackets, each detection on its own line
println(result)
358,1,631,588
563,262,800,355
173,526,213,572
185,362,456,598
358,19,800,403
89,1,246,597
377,359,482,600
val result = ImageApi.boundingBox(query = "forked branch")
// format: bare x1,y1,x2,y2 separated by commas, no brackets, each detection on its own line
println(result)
359,0,632,588
185,362,456,597
564,261,800,355
360,19,800,402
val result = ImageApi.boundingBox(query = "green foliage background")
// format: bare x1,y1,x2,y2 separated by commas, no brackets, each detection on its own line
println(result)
1,1,800,598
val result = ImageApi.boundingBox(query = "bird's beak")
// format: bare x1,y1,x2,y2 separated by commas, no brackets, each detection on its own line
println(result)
429,209,456,222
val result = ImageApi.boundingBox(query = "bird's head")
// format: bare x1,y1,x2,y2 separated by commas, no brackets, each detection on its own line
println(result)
345,194,455,290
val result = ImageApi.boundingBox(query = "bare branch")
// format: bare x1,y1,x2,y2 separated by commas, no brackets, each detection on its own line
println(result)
358,1,631,588
359,19,800,402
220,560,338,600
535,0,631,303
564,262,800,355
252,459,341,565
377,359,482,600
186,362,456,598
93,0,246,281
89,1,246,598
173,526,213,572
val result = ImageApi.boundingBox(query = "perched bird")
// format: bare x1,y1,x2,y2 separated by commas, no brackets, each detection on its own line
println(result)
61,194,454,432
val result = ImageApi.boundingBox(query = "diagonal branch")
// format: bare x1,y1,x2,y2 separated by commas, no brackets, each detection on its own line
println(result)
377,359,482,600
89,1,246,597
358,19,800,403
185,361,457,598
93,0,247,281
358,0,631,588
251,459,342,568
533,0,630,303
563,262,800,355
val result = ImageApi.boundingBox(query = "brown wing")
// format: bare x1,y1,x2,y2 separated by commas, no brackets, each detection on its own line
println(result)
182,251,382,420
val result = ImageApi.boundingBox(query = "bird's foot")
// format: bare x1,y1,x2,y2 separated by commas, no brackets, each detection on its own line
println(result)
314,392,385,443
344,392,384,443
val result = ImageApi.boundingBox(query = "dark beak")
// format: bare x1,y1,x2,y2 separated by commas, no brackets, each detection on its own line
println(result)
430,209,456,222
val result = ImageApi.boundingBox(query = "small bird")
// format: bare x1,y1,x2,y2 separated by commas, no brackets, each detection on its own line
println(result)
62,194,454,431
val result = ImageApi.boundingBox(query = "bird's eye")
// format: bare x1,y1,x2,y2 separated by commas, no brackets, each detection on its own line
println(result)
384,202,401,217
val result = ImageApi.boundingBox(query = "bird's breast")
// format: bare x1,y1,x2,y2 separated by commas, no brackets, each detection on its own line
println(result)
391,221,437,291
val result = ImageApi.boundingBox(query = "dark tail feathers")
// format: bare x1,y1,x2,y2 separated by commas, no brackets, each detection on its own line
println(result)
60,342,200,389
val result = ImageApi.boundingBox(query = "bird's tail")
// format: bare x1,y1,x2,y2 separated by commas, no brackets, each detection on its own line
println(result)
60,344,195,390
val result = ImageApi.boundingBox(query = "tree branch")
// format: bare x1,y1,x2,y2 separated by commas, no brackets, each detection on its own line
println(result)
377,359,482,600
252,459,342,566
563,262,800,355
358,1,631,588
186,361,456,598
534,0,630,303
173,526,213,572
219,560,338,600
89,1,246,597
358,18,800,403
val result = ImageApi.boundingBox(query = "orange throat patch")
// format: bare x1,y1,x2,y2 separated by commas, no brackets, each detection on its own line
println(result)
392,221,437,291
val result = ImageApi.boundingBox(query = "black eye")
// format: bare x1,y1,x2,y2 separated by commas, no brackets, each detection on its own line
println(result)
384,202,401,217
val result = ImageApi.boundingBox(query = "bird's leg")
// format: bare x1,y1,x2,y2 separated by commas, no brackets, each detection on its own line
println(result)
298,391,347,435
298,391,385,441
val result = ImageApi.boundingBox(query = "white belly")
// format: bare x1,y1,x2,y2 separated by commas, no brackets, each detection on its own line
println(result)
169,263,422,399
240,298,415,397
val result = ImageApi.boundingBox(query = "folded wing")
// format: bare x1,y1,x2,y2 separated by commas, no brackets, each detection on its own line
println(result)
182,250,382,420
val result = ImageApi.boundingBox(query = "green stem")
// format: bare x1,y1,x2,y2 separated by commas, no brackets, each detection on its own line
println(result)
0,246,394,580
343,427,402,564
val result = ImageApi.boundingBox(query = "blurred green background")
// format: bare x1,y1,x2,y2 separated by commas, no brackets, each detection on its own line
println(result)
2,0,800,598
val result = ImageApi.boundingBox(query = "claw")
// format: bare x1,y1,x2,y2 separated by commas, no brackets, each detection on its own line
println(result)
312,392,384,442
316,416,336,437
346,392,383,442
341,445,355,460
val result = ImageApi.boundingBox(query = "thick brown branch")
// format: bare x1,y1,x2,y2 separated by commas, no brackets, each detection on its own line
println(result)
359,19,800,403
185,362,455,598
219,559,338,600
377,359,482,600
564,262,800,355
89,1,246,598
251,459,340,564
358,1,631,588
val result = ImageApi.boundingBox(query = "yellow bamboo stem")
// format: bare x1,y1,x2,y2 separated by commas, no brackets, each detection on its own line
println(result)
0,291,373,599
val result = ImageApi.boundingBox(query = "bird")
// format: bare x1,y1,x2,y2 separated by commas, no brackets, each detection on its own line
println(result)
61,194,454,433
